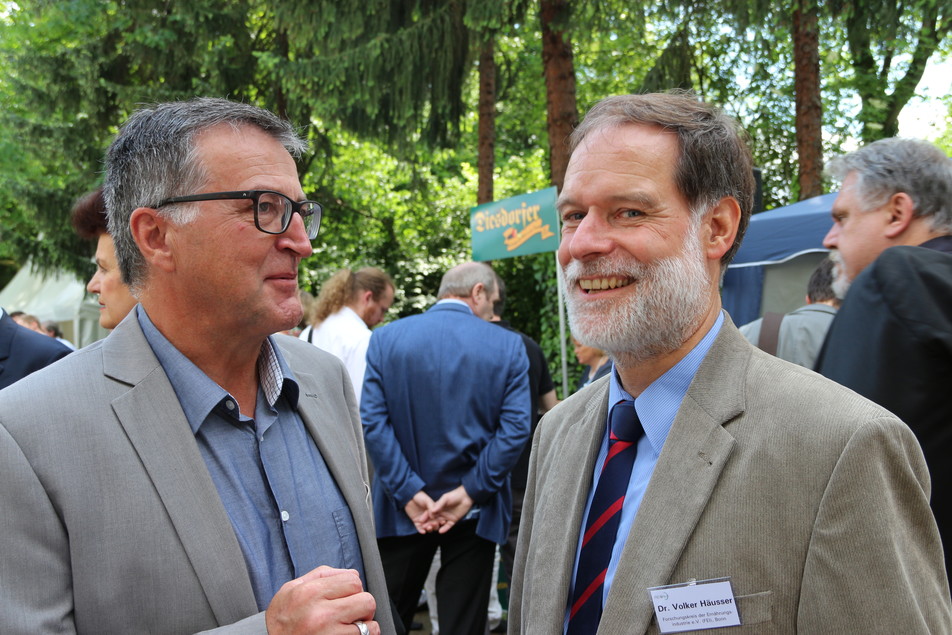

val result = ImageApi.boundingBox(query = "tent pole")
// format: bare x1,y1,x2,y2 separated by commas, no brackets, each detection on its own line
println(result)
556,251,569,398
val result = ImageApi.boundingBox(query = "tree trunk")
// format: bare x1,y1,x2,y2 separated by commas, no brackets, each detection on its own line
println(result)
477,38,496,205
792,0,823,199
539,0,578,190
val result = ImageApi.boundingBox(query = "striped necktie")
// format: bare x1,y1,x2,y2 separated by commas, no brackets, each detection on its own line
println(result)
567,400,641,634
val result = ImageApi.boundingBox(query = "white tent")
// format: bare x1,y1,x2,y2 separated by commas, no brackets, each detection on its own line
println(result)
0,263,108,348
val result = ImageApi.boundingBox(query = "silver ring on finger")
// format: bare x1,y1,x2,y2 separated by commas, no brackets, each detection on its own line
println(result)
354,620,370,635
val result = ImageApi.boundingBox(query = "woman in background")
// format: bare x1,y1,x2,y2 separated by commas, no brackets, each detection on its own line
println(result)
573,337,612,392
71,188,138,329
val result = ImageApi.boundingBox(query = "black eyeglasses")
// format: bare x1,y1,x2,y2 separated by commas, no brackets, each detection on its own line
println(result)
157,190,323,239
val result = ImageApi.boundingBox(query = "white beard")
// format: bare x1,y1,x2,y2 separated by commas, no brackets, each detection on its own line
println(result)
559,224,711,365
828,249,852,299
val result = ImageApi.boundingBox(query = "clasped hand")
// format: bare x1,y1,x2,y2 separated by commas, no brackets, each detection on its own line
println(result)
405,486,473,534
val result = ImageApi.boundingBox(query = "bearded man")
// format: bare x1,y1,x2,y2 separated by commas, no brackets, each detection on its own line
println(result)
508,92,950,635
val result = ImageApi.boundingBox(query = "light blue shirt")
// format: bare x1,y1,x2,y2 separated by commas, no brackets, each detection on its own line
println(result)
137,307,364,610
565,312,724,629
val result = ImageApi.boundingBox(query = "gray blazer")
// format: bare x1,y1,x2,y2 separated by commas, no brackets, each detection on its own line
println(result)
510,316,951,634
0,312,396,635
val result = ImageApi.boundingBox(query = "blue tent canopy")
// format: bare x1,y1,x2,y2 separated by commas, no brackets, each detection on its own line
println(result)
722,192,836,325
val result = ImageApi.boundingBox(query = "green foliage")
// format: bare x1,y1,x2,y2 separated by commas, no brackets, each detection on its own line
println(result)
264,1,471,147
300,126,476,317
0,0,948,377
0,0,265,278
827,0,951,141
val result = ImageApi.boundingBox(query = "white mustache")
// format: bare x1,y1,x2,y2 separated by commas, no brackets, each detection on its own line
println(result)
562,256,647,284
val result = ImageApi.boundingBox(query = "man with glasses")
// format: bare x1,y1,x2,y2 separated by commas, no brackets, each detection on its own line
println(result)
0,98,394,635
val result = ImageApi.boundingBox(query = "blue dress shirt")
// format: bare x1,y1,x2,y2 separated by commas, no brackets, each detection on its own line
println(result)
137,307,364,610
565,312,725,629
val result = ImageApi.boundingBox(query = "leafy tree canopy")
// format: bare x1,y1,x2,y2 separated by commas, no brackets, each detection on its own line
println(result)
0,0,948,390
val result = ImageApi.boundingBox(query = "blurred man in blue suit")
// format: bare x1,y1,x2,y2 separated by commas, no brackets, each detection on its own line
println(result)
0,308,70,389
361,261,531,635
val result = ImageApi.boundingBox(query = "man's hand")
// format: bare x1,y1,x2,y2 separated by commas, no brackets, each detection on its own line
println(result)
265,566,379,635
430,485,474,534
405,491,440,534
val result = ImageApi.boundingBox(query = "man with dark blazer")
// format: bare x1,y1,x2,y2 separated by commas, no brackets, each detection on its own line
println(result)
815,137,952,585
361,261,531,635
0,307,70,389
0,99,394,635
509,93,950,634
490,272,558,588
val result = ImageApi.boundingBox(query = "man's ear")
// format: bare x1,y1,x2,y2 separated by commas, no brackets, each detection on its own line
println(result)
702,197,741,262
883,192,915,239
470,282,486,302
130,207,175,273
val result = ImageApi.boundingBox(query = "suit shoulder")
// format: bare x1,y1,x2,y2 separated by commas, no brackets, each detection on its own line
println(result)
0,342,109,432
371,311,425,334
475,317,525,345
846,246,952,334
744,347,903,432
863,245,952,292
878,244,952,266
693,325,905,443
12,322,72,358
536,381,605,433
2,339,104,390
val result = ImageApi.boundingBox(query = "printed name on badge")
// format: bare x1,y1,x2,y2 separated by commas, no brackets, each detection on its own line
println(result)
647,578,741,633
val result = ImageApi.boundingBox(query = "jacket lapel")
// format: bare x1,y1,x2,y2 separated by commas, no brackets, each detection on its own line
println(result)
292,365,371,515
599,320,748,634
104,314,258,624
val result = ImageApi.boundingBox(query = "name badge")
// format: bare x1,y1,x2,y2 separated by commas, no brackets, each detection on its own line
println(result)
648,578,741,633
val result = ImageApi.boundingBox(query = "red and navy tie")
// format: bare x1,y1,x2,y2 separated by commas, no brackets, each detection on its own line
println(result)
567,400,641,634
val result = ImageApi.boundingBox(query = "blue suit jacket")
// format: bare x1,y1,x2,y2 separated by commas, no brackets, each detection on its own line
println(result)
361,302,531,544
0,310,71,390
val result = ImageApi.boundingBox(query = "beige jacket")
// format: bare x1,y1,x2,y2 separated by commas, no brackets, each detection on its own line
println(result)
511,317,950,634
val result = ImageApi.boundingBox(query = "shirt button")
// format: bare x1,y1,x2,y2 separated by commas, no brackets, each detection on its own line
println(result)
281,510,290,522
224,399,236,410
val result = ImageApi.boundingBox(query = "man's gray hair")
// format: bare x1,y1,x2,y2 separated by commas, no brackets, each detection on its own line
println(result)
437,262,496,299
103,97,308,293
569,91,755,267
828,137,952,234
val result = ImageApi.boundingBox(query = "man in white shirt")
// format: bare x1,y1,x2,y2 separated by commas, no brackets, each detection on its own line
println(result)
300,267,394,402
